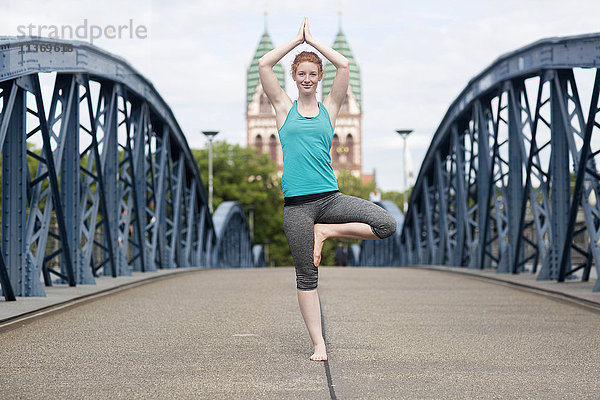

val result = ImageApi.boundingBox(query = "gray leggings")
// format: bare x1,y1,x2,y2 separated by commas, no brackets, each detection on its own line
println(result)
283,192,397,290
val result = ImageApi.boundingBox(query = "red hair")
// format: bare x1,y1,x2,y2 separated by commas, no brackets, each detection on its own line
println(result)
291,51,323,79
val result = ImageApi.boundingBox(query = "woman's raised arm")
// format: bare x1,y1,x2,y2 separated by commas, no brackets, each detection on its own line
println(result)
304,20,350,127
258,19,305,119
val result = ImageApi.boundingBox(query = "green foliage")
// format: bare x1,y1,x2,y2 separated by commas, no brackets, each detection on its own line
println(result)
380,190,403,210
381,189,412,211
336,170,376,199
192,141,292,266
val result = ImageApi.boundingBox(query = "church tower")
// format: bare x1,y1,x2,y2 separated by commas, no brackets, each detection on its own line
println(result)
246,14,285,175
246,13,364,180
322,14,363,179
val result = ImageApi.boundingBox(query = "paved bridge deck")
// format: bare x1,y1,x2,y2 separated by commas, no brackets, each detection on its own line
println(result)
1,267,599,399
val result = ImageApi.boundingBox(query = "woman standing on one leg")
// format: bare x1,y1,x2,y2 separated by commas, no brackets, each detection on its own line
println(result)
259,18,396,361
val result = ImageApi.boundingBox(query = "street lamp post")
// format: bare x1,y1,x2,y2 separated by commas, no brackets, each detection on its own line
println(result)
202,130,219,213
246,205,256,243
396,129,414,213
263,239,270,267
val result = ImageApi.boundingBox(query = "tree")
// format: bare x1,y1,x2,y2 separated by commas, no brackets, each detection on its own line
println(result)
336,170,376,199
381,189,412,212
192,141,293,266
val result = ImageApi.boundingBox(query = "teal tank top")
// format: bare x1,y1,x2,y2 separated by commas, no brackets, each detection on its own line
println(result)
278,100,339,197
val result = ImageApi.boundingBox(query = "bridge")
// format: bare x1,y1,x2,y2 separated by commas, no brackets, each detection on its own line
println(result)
1,34,600,398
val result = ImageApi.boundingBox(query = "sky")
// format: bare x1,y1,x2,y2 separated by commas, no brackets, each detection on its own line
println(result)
3,0,600,192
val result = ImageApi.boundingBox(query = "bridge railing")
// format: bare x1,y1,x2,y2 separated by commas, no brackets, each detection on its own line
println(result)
0,37,258,301
212,201,257,268
401,33,600,291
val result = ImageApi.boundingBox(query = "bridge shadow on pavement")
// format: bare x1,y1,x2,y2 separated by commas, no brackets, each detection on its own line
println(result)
1,267,600,399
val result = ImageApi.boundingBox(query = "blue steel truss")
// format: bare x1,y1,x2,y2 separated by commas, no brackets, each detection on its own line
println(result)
0,37,257,300
212,201,255,268
358,201,403,266
401,33,600,291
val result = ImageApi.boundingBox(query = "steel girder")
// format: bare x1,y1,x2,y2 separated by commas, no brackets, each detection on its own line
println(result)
211,201,254,268
0,37,255,300
401,33,600,291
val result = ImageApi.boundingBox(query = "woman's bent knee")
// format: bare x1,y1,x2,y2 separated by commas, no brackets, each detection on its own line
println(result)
373,212,397,239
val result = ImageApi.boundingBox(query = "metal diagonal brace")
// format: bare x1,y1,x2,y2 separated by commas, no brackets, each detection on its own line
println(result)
512,76,546,274
558,70,600,286
0,253,15,301
83,77,118,278
27,75,76,287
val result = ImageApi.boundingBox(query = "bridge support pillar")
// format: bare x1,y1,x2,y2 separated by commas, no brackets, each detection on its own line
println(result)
60,76,82,283
507,83,524,273
543,74,571,280
2,84,25,297
101,85,126,277
132,103,150,272
475,102,491,269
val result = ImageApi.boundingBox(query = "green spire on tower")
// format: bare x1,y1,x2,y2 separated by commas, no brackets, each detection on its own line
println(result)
246,16,285,107
322,15,361,109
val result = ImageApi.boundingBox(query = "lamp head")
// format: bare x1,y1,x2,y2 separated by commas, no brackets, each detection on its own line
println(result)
395,129,414,138
202,130,219,140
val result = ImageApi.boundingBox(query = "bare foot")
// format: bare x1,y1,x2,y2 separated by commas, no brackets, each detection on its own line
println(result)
313,224,328,267
310,342,328,361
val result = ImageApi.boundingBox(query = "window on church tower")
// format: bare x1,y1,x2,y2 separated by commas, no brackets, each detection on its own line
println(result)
346,134,354,164
269,134,278,161
332,134,340,164
255,135,263,154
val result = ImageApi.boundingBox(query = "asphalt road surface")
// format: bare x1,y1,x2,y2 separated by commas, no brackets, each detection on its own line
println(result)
1,267,599,399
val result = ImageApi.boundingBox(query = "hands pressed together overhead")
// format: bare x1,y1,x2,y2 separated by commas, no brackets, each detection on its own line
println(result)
296,17,314,45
